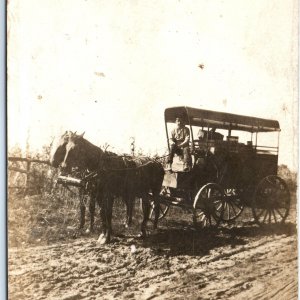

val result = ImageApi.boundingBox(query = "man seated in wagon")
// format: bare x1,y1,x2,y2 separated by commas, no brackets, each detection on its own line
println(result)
166,116,192,172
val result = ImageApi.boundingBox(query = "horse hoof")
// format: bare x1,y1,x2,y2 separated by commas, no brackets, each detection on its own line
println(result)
98,237,107,245
137,232,146,239
86,227,94,234
97,234,106,245
97,233,110,245
97,233,104,240
124,221,132,228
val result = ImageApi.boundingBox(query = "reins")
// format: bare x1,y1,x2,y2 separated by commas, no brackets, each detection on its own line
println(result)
96,154,159,173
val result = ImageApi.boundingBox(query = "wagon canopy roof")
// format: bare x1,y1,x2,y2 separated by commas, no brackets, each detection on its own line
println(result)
164,106,280,132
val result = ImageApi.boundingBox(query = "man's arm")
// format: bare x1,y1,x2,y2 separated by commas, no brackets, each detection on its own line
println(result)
169,129,176,145
177,127,190,147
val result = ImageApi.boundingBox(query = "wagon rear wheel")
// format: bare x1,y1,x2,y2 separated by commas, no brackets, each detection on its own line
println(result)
193,183,224,229
221,188,244,221
252,175,290,226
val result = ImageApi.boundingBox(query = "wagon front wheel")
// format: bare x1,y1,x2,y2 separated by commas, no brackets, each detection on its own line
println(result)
252,175,290,226
146,187,170,222
149,201,170,221
193,183,224,229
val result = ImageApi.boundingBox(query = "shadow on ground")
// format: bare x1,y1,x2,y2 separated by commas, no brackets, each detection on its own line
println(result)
120,221,297,257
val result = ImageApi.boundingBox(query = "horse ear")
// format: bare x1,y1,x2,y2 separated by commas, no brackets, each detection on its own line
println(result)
79,131,85,138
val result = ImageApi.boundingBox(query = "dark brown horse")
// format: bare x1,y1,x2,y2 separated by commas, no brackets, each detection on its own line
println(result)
50,131,98,231
61,132,164,244
49,131,133,232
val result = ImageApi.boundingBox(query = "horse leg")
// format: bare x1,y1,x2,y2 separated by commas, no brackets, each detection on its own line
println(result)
140,195,150,238
105,196,114,243
98,194,113,244
124,194,134,228
79,188,86,230
152,191,160,230
87,187,97,233
152,167,164,230
98,192,107,244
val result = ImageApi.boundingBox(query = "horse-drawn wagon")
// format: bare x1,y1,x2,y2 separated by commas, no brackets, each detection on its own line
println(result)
156,106,290,228
50,106,291,243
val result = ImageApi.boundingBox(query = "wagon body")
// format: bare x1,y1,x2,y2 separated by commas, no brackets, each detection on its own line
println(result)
159,106,290,227
163,107,280,190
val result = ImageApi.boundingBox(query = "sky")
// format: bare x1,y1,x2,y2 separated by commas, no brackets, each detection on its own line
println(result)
7,0,298,170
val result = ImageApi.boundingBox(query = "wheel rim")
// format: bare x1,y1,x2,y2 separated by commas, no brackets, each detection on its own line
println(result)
193,183,224,228
252,175,290,225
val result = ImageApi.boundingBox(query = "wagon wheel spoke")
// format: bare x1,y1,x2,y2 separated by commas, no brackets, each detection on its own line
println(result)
208,215,212,226
222,202,228,220
268,209,272,224
199,212,206,222
228,201,237,216
216,200,225,218
272,209,278,223
262,209,268,224
266,177,277,187
215,201,223,211
256,208,265,219
274,208,284,219
210,195,222,201
226,202,231,219
231,198,243,210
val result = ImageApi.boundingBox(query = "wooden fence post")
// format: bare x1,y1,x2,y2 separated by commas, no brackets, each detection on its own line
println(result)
25,160,31,194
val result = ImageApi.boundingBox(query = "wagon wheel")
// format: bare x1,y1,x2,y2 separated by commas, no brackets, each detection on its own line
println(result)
193,183,224,229
149,187,170,221
252,175,290,226
221,188,244,221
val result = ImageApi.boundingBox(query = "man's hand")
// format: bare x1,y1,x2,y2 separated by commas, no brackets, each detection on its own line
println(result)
170,138,176,146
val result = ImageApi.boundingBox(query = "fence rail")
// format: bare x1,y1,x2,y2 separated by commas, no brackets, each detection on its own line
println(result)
8,156,51,193
8,157,51,165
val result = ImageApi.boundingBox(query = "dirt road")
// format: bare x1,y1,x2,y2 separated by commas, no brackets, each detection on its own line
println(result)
9,213,297,300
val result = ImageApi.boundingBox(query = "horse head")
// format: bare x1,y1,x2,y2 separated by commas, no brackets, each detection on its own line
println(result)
61,131,100,173
49,131,74,168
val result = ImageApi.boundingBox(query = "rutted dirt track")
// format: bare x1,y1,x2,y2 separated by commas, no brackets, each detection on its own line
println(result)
8,196,297,300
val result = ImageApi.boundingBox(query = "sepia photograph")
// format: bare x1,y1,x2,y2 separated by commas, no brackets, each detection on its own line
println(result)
7,1,298,299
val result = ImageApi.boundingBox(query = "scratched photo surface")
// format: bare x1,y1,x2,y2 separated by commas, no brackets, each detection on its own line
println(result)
7,1,298,299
